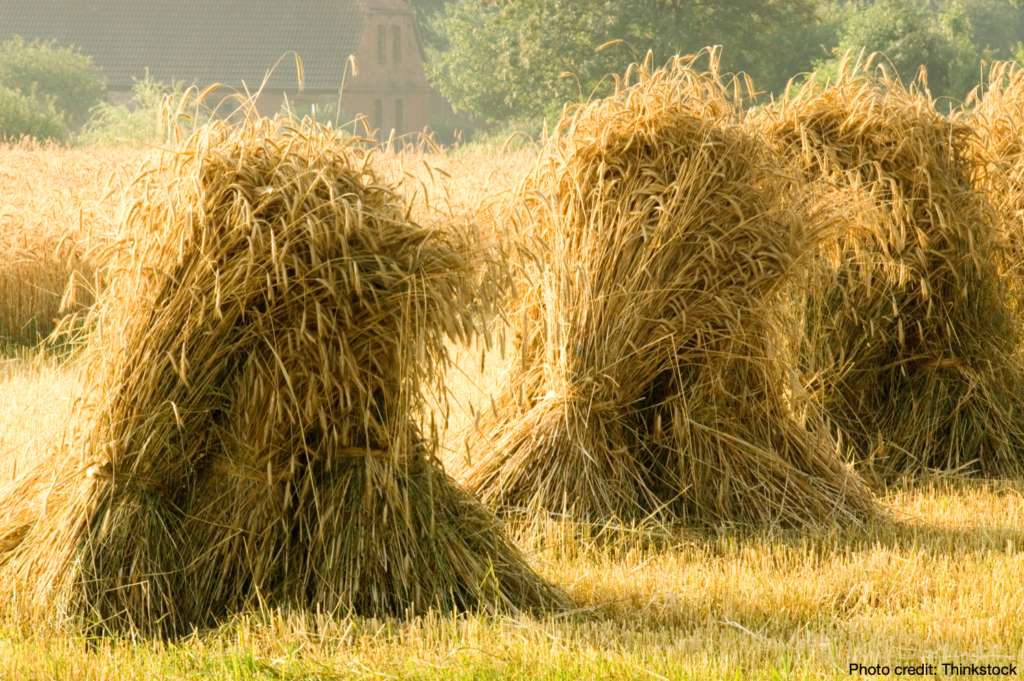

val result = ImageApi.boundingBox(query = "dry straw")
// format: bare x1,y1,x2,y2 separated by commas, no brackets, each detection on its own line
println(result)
966,61,1024,289
0,216,97,349
0,115,564,634
0,245,91,346
757,56,1024,479
463,52,877,526
0,140,126,347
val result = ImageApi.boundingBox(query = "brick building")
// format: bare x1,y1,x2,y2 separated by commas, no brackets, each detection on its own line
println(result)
0,0,432,137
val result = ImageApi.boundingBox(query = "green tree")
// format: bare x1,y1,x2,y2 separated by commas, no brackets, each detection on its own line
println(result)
0,37,106,129
674,1,837,94
430,1,623,124
429,0,830,124
411,0,451,54
823,0,979,100
963,0,1024,63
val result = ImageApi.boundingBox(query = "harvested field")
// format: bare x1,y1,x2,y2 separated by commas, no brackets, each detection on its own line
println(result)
1,355,1023,679
0,65,1023,676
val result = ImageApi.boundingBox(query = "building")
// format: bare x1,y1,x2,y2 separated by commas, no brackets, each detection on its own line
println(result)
0,0,432,137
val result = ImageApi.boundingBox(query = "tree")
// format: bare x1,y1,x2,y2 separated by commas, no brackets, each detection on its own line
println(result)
0,37,106,130
410,0,451,55
965,0,1024,62
428,0,830,124
823,0,979,100
428,1,624,124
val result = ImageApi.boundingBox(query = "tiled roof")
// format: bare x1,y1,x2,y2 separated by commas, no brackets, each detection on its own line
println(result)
0,1,368,91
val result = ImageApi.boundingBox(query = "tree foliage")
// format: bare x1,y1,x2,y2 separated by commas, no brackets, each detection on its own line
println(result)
821,0,979,100
0,37,106,129
424,0,1024,126
428,1,620,124
410,0,451,55
428,0,829,124
965,0,1024,61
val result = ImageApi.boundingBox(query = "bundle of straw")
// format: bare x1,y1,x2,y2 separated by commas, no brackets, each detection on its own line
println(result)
758,59,1024,478
463,54,877,526
966,61,1024,287
0,117,564,634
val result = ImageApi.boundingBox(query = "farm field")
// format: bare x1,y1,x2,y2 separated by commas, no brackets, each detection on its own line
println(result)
7,0,1024,674
0,475,1022,680
0,137,1023,680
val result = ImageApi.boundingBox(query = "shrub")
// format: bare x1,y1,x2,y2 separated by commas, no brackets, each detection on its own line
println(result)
0,37,106,129
0,85,66,141
79,77,179,146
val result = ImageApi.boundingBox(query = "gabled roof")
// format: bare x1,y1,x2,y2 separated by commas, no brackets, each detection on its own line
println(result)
0,1,368,91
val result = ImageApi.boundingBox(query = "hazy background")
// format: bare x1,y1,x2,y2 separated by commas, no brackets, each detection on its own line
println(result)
2,0,1024,145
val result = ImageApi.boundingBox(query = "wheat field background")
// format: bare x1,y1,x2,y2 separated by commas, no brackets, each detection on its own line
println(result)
0,141,1022,680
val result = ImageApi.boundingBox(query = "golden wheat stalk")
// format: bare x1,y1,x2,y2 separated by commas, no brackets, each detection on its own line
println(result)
965,61,1024,295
